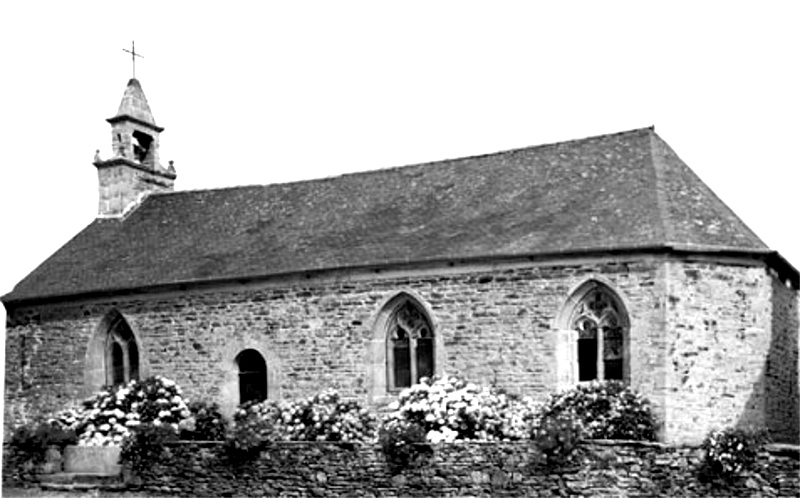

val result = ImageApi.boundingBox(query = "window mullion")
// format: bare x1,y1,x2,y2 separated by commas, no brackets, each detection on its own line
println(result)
121,340,130,383
597,325,605,380
105,341,113,386
409,336,418,384
387,339,396,390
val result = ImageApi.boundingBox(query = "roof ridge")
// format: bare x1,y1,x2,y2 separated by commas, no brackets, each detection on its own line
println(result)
369,126,656,170
689,169,768,248
150,126,658,197
650,132,768,250
648,130,675,244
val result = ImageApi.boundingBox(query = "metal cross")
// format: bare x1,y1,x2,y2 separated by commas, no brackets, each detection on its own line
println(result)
123,41,143,79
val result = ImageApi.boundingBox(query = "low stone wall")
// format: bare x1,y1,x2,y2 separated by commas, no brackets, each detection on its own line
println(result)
130,440,799,497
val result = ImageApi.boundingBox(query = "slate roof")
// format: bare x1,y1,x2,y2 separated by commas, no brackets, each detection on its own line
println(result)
4,127,773,303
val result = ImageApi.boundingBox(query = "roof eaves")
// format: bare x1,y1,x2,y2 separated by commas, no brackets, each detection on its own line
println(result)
3,242,781,307
106,114,164,133
665,242,773,254
765,251,800,288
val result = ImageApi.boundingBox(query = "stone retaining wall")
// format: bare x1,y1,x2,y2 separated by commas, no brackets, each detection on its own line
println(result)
129,440,799,497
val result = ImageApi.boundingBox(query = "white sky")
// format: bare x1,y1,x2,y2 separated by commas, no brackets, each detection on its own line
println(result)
1,1,798,338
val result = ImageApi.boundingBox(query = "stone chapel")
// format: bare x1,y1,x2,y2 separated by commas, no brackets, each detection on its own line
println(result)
3,78,798,444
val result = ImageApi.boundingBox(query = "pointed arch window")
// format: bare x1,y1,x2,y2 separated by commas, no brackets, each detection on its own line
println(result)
236,349,267,404
388,299,434,391
105,316,140,387
568,284,627,383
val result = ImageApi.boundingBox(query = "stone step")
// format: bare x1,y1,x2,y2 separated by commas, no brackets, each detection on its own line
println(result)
39,471,126,491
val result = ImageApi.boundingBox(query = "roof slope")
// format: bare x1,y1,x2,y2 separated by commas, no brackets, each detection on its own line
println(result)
4,128,769,303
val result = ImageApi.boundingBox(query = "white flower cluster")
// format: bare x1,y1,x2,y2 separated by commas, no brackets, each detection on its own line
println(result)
48,407,86,432
387,375,538,444
234,389,377,443
79,411,140,446
702,428,761,477
53,376,191,447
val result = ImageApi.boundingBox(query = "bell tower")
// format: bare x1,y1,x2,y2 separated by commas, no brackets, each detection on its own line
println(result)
93,78,176,217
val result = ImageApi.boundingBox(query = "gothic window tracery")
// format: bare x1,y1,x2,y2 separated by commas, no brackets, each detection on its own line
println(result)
388,299,434,390
570,286,626,382
105,316,139,387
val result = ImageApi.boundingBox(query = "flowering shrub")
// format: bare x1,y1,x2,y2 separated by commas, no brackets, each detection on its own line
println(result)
48,408,87,433
225,401,278,462
537,381,658,441
385,375,537,443
53,376,190,446
699,427,767,482
120,422,179,475
7,421,78,466
378,418,431,473
233,389,377,443
531,411,584,468
73,386,135,446
180,401,227,441
129,376,190,425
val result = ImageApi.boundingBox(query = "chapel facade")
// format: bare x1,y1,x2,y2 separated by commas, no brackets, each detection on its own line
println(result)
3,79,799,444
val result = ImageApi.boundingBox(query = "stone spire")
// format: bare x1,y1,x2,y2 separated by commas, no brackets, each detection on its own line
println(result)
93,78,176,217
112,78,159,127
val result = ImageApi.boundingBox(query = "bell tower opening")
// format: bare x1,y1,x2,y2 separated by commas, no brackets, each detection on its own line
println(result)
132,130,153,164
93,78,176,217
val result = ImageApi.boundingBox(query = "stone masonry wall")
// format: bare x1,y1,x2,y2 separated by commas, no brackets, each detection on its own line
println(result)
6,256,795,444
663,260,798,443
96,163,174,217
4,257,665,431
767,277,799,443
129,441,800,497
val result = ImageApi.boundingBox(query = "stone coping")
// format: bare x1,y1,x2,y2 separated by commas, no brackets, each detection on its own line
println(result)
763,443,800,459
159,438,800,455
7,439,798,453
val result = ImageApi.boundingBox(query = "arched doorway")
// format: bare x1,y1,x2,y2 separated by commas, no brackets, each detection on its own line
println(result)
236,349,267,404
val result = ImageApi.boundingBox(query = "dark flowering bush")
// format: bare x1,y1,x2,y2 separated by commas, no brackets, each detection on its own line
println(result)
531,411,584,468
8,421,78,465
224,400,278,462
4,420,78,484
378,418,431,473
537,381,658,441
384,375,537,443
699,427,767,483
180,401,227,441
120,422,179,475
